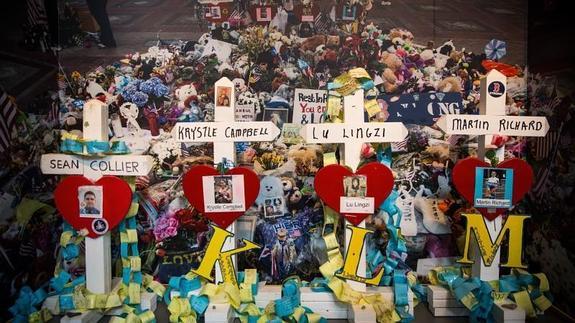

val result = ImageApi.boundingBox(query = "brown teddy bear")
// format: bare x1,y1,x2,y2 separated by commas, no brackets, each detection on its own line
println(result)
287,144,323,176
437,76,462,93
380,52,403,93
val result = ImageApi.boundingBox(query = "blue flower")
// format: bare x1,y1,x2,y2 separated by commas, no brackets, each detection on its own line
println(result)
121,84,138,101
148,77,162,84
131,91,149,107
139,80,155,94
153,84,169,97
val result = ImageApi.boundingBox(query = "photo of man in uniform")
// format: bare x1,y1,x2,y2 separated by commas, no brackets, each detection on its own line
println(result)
80,191,100,215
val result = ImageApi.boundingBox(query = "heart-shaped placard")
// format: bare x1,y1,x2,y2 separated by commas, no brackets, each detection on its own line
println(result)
54,176,133,238
314,162,394,226
182,165,260,228
452,157,533,221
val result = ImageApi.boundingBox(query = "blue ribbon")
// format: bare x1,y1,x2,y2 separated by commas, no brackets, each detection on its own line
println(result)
164,276,202,305
8,286,48,322
61,139,83,153
85,141,111,154
60,139,130,155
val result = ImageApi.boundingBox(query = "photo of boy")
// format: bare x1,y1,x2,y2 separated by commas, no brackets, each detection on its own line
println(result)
214,176,233,204
474,167,513,209
484,169,504,199
344,175,367,198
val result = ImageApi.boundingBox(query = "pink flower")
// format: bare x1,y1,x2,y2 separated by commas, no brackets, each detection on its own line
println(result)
243,147,257,163
153,213,180,241
361,143,375,158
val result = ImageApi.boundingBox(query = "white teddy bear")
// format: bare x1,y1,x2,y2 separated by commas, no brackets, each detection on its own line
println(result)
174,84,197,108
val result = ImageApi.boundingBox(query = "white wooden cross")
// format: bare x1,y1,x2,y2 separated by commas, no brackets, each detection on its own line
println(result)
437,70,548,281
172,77,281,283
436,70,549,322
300,89,410,321
40,99,155,319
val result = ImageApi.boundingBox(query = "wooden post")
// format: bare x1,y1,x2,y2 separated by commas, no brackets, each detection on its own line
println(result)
83,100,113,294
40,99,155,319
301,90,409,322
172,77,281,285
436,70,549,321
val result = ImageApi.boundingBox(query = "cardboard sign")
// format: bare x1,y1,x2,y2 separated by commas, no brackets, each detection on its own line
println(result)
293,88,328,124
235,103,256,122
172,122,281,142
436,115,549,137
380,93,464,125
201,39,235,62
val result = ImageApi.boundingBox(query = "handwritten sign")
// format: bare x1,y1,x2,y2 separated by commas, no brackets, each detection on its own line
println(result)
380,92,463,125
301,123,408,143
436,115,549,137
172,122,281,142
235,103,256,122
293,88,328,124
41,154,154,177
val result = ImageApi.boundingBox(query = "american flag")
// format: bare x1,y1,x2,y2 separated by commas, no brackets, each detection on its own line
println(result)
0,90,18,153
25,0,49,52
530,123,563,200
531,131,560,161
181,142,191,158
391,136,409,152
314,12,333,34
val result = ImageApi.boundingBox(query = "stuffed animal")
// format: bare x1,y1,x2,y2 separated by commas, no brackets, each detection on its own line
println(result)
437,76,462,93
281,176,297,197
256,176,288,215
299,35,323,52
388,28,414,44
175,84,197,108
287,144,322,176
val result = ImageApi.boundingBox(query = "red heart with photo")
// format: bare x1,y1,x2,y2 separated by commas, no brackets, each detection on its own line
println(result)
314,162,394,226
182,165,260,228
452,157,534,221
54,176,133,238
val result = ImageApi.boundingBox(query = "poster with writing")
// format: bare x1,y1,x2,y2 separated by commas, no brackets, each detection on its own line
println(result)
379,92,464,125
293,88,328,125
235,102,256,122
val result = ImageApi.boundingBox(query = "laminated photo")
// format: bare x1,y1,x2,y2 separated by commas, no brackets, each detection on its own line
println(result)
474,167,514,208
202,175,246,212
78,186,103,219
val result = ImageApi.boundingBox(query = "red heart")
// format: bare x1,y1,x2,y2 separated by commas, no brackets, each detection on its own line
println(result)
182,166,260,228
314,162,394,226
452,157,533,221
54,176,133,238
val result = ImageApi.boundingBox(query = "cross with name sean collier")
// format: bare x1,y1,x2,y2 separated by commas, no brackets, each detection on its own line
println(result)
40,99,154,295
437,70,549,282
300,89,408,293
171,77,280,283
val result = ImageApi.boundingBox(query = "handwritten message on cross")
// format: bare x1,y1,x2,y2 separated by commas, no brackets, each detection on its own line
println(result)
437,70,549,281
40,99,153,295
300,89,408,291
172,77,280,282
